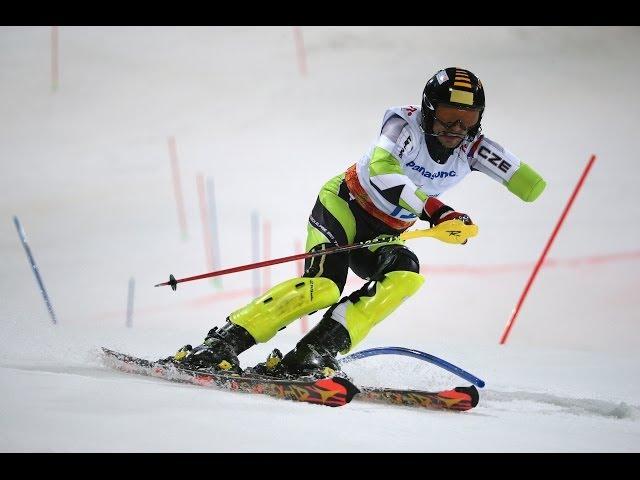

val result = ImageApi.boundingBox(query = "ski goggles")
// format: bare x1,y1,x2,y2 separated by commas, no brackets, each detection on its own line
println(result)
432,113,478,134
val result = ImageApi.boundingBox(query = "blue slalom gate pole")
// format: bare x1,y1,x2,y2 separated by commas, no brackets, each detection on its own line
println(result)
126,277,135,328
339,346,485,388
13,215,57,324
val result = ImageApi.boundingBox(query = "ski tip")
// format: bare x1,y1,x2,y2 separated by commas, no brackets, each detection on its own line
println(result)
455,385,480,408
100,347,118,362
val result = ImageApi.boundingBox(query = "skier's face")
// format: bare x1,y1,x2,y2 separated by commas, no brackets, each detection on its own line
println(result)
432,105,480,148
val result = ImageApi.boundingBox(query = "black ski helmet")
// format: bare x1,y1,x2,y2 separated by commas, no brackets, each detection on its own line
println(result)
421,67,485,140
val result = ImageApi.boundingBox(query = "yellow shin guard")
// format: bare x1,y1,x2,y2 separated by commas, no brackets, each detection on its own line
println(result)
329,271,425,352
229,277,340,343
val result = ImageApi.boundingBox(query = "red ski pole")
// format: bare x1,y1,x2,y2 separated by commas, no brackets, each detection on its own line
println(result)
155,220,478,291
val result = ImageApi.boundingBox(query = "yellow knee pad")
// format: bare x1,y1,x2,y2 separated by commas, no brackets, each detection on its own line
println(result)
229,277,340,343
329,271,425,352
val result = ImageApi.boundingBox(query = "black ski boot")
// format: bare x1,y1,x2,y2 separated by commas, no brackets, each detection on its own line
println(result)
163,321,256,373
279,312,352,379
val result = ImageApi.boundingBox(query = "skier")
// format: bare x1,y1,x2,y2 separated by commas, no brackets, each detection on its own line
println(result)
162,67,546,378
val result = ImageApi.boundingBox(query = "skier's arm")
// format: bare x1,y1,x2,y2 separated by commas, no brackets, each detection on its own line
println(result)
468,136,546,202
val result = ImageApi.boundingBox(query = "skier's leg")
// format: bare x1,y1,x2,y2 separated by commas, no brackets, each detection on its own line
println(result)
337,244,424,350
173,174,356,372
302,172,357,292
280,243,424,376
227,276,341,344
231,173,356,342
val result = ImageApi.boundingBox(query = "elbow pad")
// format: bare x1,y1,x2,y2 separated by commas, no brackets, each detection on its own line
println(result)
506,162,546,202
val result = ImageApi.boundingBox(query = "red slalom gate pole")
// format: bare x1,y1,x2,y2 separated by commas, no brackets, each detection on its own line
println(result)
168,136,188,240
499,155,597,345
293,26,307,77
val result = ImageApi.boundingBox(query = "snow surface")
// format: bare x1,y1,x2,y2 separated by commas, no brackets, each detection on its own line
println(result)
1,26,639,452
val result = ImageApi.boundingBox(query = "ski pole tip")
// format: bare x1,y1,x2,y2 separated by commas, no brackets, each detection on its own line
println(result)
154,274,177,290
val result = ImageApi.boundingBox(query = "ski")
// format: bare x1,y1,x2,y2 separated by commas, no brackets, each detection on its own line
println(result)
356,385,479,412
101,348,358,407
101,348,479,411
